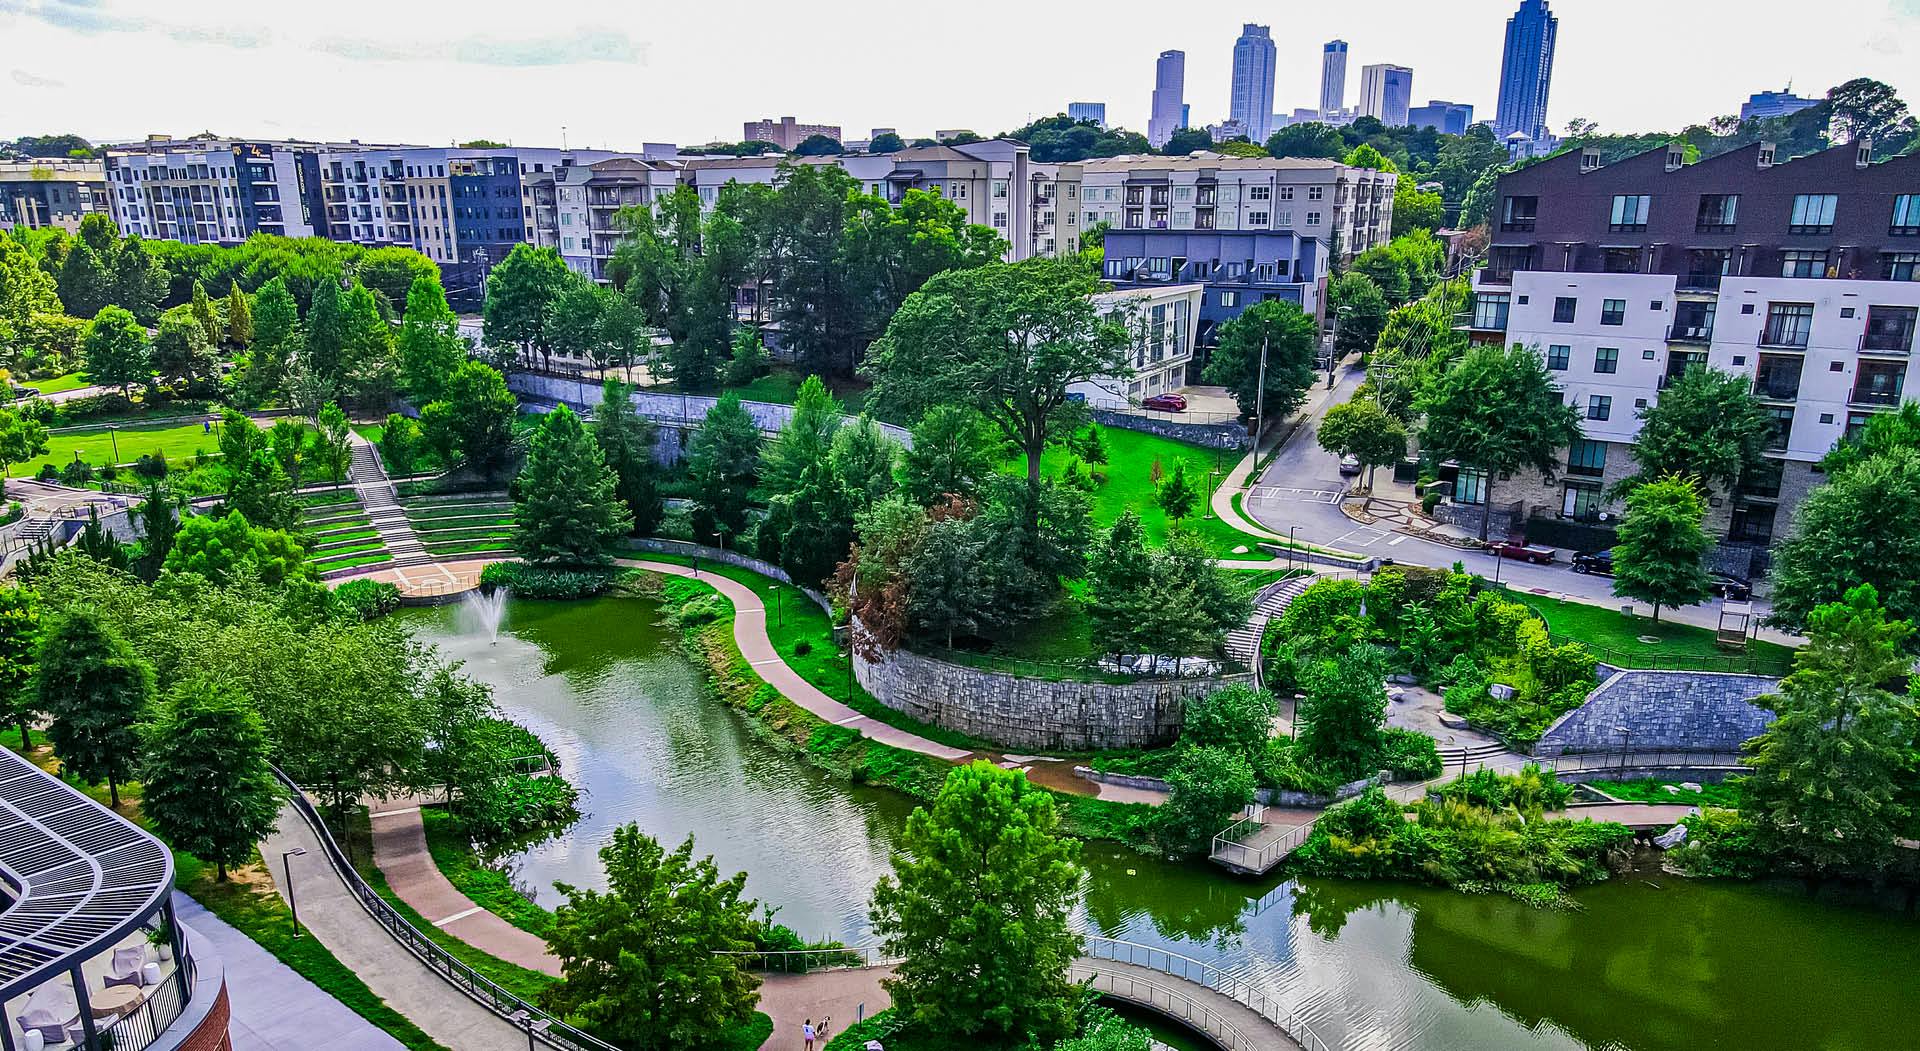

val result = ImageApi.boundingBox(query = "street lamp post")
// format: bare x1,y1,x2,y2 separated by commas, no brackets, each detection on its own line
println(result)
1251,335,1271,455
1287,524,1301,574
1615,725,1633,772
281,847,308,937
106,424,120,465
508,1011,551,1051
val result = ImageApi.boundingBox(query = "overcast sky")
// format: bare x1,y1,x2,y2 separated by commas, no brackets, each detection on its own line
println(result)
3,0,1917,149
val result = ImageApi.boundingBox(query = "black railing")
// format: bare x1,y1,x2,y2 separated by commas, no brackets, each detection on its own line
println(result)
1677,271,1724,291
1860,330,1914,354
1666,323,1713,343
270,767,620,1051
1753,374,1801,400
1757,328,1810,349
1849,387,1902,407
99,958,191,1051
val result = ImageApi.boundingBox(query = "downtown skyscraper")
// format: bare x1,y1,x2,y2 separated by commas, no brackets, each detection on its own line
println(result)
1148,50,1186,148
1320,40,1349,117
1494,0,1558,141
1229,25,1277,144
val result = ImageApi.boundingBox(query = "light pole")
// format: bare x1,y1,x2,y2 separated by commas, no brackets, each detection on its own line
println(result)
1492,543,1504,586
1615,725,1633,772
508,1010,550,1051
1287,524,1300,573
106,424,120,465
1251,335,1270,456
281,847,308,937
1205,469,1218,519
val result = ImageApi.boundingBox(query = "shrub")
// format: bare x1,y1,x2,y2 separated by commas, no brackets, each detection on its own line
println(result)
1153,745,1257,852
36,463,58,482
1665,807,1773,878
1433,764,1571,812
1380,727,1443,780
133,452,170,480
334,579,401,620
1421,489,1443,515
791,640,812,657
1179,684,1278,756
478,560,616,599
58,459,94,487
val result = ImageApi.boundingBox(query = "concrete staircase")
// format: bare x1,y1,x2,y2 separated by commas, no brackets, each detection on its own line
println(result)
1227,574,1315,679
347,439,429,568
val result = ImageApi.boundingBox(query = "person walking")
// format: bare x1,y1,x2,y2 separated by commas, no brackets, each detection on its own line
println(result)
802,1018,817,1051
818,1016,833,1044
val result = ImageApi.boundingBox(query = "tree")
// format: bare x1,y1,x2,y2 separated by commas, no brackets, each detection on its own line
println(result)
164,510,313,587
759,375,842,497
1328,272,1389,360
139,679,285,880
545,275,614,365
36,608,154,807
1154,745,1257,851
721,329,769,387
592,380,664,537
224,282,252,346
1161,128,1213,155
396,274,466,405
1296,641,1391,779
314,402,352,485
81,305,152,396
1200,298,1318,426
1343,144,1397,172
483,244,571,369
436,360,518,478
1827,77,1913,145
845,188,1005,344
866,258,1130,490
304,277,347,388
1001,114,1149,162
1770,448,1920,637
0,586,40,748
1265,123,1347,160
870,762,1084,1046
1181,683,1278,756
902,405,1002,505
151,307,218,389
1611,475,1711,622
793,134,844,156
763,164,865,376
1317,399,1406,490
1157,461,1198,520
109,235,164,325
1743,584,1917,875
340,282,397,407
377,413,423,476
1417,343,1581,540
1823,399,1920,474
0,407,50,478
1145,526,1251,663
131,486,178,582
1623,365,1773,499
1391,176,1445,237
545,825,762,1050
513,405,631,565
57,242,112,320
242,276,299,401
868,132,906,153
1087,511,1153,659
685,393,761,545
354,247,438,312
188,280,221,347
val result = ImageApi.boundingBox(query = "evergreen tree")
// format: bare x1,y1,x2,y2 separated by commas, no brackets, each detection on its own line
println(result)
225,281,252,346
397,274,466,405
1156,461,1199,520
242,277,299,402
592,380,664,537
0,586,40,749
722,329,769,387
189,280,221,347
685,394,762,545
139,679,285,880
131,486,179,583
1088,511,1153,659
514,405,631,565
57,242,112,319
340,282,397,408
35,608,155,807
1611,475,1712,622
760,375,841,496
109,236,164,325
901,405,1002,506
870,763,1084,1046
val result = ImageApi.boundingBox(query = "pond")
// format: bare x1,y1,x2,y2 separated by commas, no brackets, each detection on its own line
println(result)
405,595,1920,1051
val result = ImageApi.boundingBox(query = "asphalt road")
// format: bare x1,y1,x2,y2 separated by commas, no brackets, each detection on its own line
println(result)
1243,363,1784,641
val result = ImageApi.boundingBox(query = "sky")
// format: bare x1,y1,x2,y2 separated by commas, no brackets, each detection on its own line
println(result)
2,0,1918,149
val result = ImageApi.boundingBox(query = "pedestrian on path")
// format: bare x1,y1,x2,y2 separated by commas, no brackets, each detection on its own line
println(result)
803,1018,817,1050
819,1015,833,1043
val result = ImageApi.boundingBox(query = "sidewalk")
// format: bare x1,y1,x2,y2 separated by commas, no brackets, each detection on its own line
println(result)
367,800,561,975
172,893,408,1051
1208,377,1351,543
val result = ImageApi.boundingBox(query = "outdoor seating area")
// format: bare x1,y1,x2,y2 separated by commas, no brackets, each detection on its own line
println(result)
7,931,179,1050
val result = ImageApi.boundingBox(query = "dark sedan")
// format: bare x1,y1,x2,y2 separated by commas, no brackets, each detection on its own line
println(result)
1570,549,1614,575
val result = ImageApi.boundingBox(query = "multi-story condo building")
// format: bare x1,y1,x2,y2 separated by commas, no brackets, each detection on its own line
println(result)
549,158,685,282
1229,25,1278,146
1358,64,1414,127
1070,283,1205,405
1494,0,1558,142
743,117,841,151
1320,41,1349,118
1148,51,1186,149
1068,102,1108,128
1408,101,1475,136
1464,139,1920,567
0,159,108,232
1740,89,1821,122
101,136,356,244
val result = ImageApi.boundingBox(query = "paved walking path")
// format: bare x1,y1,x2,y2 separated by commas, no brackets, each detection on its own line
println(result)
757,967,895,1051
173,893,408,1051
260,799,530,1051
1073,956,1304,1051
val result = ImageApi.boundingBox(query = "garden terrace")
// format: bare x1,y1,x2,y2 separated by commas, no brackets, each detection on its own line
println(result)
401,493,516,559
300,489,393,572
29,419,224,476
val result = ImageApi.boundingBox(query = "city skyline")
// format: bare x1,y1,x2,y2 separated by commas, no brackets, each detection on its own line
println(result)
2,0,1917,148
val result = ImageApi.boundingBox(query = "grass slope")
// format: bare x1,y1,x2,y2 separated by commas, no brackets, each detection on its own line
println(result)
1512,593,1795,671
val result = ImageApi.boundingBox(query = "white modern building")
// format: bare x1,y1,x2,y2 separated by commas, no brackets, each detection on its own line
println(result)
1229,25,1278,146
1149,51,1186,149
1070,283,1205,407
1077,153,1396,258
101,135,348,243
1358,64,1414,126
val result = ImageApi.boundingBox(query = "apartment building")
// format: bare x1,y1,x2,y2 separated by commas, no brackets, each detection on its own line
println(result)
1070,283,1205,406
1464,139,1920,565
743,117,841,150
0,159,108,232
1079,154,1394,257
549,158,683,281
101,136,347,243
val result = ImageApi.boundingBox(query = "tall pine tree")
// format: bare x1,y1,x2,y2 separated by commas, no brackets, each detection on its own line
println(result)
514,405,632,565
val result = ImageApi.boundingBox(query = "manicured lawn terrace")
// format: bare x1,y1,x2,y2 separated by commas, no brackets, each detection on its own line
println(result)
23,420,225,474
405,494,515,557
1510,592,1796,673
1587,778,1743,808
22,372,93,395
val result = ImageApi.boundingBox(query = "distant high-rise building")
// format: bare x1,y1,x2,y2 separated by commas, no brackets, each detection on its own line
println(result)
1320,40,1348,117
1740,89,1819,122
1182,104,1191,130
1067,102,1108,128
1408,100,1475,135
1229,24,1278,145
1358,64,1414,126
1494,0,1557,141
1149,50,1186,148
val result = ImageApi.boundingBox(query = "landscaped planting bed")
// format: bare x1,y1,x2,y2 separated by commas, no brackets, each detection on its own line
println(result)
423,538,516,556
311,540,390,561
313,534,384,553
312,519,375,537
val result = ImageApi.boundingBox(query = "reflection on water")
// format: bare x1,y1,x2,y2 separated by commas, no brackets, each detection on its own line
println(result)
407,597,1920,1051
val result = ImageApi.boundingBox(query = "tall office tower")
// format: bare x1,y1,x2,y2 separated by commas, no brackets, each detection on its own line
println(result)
1148,50,1185,147
1320,40,1348,117
1358,64,1414,126
1229,25,1278,144
1494,0,1558,141
1067,102,1108,128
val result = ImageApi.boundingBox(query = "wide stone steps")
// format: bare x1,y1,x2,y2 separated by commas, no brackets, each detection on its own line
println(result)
1434,741,1514,764
1226,576,1315,670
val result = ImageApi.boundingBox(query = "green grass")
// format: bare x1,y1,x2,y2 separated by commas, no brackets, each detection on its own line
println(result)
23,372,92,394
1587,777,1743,808
312,529,380,546
312,518,375,535
315,551,395,571
419,808,555,938
424,539,515,556
1510,592,1796,672
29,420,224,473
416,527,514,544
299,489,362,508
408,509,514,526
311,540,389,559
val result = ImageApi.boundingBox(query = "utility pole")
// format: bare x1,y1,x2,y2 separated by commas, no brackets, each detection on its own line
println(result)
1252,335,1270,456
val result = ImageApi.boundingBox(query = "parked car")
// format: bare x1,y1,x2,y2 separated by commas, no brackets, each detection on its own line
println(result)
1570,549,1614,575
1709,573,1752,600
1338,453,1362,475
1489,539,1556,564
1141,392,1187,412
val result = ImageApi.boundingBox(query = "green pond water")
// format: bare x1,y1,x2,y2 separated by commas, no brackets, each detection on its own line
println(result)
406,596,1920,1051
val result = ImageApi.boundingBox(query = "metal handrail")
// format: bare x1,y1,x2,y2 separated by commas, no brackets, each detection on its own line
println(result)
1069,966,1259,1050
269,767,620,1051
713,946,900,972
1533,749,1746,774
1081,937,1333,1051
1208,821,1313,874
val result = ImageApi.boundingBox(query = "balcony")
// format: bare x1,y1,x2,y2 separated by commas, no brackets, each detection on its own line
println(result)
1753,374,1801,401
1477,267,1513,286
1676,271,1724,292
1757,328,1810,350
1860,330,1915,355
1666,323,1714,344
1850,386,1902,407
1499,220,1535,232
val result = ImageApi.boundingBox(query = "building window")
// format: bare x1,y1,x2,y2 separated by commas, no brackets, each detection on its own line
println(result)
1501,195,1538,231
1768,406,1796,449
1305,211,1321,226
1562,481,1605,520
1609,194,1650,231
1248,186,1270,201
1762,302,1815,347
1594,347,1619,374
1279,186,1294,200
1587,395,1612,421
1885,252,1920,281
1780,249,1830,278
1567,439,1607,477
1553,297,1577,323
1248,211,1269,226
993,211,1008,227
1275,211,1292,227
1471,293,1510,330
1546,345,1570,370
1729,503,1777,543
1894,195,1920,235
1864,306,1919,354
1696,194,1739,233
1220,291,1239,308
1600,299,1626,326
1603,248,1640,273
1307,186,1323,201
1789,193,1837,234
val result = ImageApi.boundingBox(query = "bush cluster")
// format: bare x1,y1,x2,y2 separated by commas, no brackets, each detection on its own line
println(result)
478,561,617,599
333,579,401,620
1431,763,1571,811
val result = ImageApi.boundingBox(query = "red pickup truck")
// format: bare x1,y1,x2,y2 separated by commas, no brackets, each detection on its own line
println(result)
1488,539,1556,564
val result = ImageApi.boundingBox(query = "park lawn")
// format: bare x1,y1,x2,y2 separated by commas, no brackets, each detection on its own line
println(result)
23,420,224,474
23,372,92,395
314,551,394,571
1511,592,1796,670
1588,778,1743,808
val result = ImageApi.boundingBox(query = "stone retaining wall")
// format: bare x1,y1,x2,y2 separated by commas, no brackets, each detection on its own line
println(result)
1072,766,1378,806
1090,408,1248,450
508,373,914,448
855,644,1250,752
1534,670,1780,757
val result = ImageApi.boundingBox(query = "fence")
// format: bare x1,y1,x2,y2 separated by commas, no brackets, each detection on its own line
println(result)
270,767,621,1051
1528,749,1747,774
97,956,192,1051
914,644,1249,685
1207,821,1314,876
1583,643,1791,678
713,945,898,973
1070,966,1259,1050
1081,938,1332,1051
